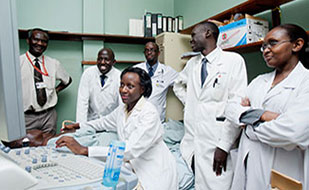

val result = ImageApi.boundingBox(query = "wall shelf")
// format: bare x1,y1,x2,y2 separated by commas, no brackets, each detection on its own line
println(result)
180,0,294,35
224,41,263,53
81,60,142,66
225,30,309,53
18,29,155,44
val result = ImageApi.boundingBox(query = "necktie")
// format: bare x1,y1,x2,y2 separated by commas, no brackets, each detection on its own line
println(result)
201,58,208,87
100,75,106,87
34,58,47,106
148,67,154,77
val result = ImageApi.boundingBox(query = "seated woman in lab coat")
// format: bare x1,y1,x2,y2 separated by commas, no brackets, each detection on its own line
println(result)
225,24,309,190
56,67,178,190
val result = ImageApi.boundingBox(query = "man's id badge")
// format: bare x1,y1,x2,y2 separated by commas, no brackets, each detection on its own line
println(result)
36,82,47,89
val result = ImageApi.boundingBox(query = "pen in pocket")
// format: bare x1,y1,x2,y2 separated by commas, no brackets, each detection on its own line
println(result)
213,78,218,88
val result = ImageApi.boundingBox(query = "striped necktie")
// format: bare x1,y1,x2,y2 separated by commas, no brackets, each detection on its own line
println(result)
34,58,47,106
100,75,106,87
148,66,154,77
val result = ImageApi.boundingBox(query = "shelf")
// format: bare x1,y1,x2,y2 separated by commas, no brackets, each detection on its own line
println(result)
224,41,263,53
180,0,294,35
224,30,309,53
18,29,155,44
82,60,142,66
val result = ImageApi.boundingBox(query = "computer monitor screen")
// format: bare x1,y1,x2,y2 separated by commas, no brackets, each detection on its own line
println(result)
0,0,26,142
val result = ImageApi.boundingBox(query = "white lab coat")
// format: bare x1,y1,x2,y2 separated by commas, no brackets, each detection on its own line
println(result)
134,62,178,122
76,66,121,123
83,97,178,190
225,62,309,190
173,47,247,190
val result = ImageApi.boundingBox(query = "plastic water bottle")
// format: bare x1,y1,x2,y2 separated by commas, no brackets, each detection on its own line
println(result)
102,140,126,187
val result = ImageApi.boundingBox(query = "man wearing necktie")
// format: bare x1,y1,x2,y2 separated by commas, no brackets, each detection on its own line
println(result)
20,28,72,135
134,42,178,122
173,22,248,189
76,48,121,124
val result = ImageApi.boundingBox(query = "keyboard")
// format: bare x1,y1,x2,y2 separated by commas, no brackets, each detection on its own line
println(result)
0,145,137,190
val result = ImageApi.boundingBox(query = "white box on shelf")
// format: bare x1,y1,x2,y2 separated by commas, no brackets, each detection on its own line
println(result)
217,14,269,49
129,19,144,37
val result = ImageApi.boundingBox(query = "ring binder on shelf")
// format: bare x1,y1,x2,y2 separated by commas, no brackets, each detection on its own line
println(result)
162,16,167,32
143,13,184,35
144,12,152,37
167,16,173,32
151,13,158,37
157,13,163,35
177,16,184,31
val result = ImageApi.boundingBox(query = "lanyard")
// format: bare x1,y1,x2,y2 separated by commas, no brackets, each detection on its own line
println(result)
26,52,49,76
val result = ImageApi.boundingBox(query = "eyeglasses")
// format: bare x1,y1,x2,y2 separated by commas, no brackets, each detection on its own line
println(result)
260,40,291,52
144,49,157,53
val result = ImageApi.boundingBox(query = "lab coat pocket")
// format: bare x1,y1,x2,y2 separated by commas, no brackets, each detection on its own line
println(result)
263,87,295,113
212,73,227,101
154,79,165,89
216,120,225,142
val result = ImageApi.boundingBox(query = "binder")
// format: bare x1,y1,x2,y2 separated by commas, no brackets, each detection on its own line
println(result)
177,15,184,31
144,12,152,37
151,13,157,37
167,16,173,32
162,16,167,32
174,17,179,33
157,13,163,35
172,17,176,32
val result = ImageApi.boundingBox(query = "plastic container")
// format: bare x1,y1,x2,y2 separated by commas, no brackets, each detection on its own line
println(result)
102,140,126,187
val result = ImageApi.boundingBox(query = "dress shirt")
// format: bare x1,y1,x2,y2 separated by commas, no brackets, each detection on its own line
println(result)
20,51,71,112
146,62,158,77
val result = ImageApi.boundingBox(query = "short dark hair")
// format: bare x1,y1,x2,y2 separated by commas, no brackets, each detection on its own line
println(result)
27,28,49,41
198,22,219,41
98,48,115,60
121,67,152,98
277,24,308,67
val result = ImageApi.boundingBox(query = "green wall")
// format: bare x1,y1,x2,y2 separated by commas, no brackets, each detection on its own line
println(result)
17,0,309,132
174,0,245,28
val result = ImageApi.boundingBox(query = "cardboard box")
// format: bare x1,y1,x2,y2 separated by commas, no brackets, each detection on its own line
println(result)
271,169,302,190
217,14,269,49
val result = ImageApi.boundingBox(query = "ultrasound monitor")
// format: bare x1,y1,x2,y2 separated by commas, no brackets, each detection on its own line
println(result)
0,0,26,142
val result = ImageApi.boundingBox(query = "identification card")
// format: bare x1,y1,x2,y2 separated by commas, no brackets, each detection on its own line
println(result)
36,82,47,89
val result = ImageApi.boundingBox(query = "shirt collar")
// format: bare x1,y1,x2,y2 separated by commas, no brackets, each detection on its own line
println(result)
198,47,220,65
146,61,159,73
27,51,43,62
124,96,146,119
265,61,306,88
96,66,115,79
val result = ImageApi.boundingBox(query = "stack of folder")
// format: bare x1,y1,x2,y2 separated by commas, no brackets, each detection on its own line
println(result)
144,12,183,37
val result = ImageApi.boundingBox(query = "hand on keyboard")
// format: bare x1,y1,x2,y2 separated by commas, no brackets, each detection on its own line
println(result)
56,136,88,156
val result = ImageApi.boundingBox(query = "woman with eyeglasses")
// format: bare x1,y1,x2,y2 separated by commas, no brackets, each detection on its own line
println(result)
225,24,309,190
